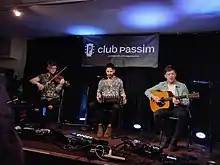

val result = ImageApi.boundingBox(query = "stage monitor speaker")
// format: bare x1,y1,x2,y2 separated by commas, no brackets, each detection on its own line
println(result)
190,83,210,132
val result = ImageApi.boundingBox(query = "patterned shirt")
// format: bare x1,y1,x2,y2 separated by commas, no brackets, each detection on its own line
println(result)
38,73,62,100
97,77,125,98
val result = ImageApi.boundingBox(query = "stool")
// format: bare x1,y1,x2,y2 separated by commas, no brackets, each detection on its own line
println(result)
159,116,192,151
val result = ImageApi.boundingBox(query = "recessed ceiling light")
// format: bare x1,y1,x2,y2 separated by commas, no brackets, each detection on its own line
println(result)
13,9,23,17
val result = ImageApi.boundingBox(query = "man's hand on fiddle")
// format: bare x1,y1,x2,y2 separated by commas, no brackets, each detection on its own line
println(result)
172,97,180,105
60,79,65,85
36,82,44,90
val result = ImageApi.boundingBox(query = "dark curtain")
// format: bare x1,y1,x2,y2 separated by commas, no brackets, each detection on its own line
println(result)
23,33,220,139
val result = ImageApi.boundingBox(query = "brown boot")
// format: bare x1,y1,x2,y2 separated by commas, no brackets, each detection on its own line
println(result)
96,124,104,138
104,125,112,138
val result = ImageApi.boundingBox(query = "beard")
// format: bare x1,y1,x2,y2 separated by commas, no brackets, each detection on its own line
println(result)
107,74,114,78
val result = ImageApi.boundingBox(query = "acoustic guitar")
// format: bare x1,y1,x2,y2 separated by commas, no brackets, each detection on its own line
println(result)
149,91,200,112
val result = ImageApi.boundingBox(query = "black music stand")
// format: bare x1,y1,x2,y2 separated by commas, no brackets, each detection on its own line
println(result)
79,76,103,130
62,85,90,130
208,81,213,153
80,86,90,131
62,76,101,130
192,80,213,153
57,88,65,129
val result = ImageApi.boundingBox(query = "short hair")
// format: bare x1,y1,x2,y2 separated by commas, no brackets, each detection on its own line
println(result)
164,65,176,74
47,60,57,67
105,63,115,69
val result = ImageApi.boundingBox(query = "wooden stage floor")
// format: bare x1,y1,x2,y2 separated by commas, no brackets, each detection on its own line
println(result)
21,125,220,165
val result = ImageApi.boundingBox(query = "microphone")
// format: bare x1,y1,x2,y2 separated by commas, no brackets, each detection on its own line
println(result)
175,86,180,96
96,75,105,79
192,80,209,84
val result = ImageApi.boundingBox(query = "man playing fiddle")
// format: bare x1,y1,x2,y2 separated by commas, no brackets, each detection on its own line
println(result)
29,60,66,128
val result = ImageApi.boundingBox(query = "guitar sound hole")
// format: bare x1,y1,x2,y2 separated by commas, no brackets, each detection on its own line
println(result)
157,102,165,107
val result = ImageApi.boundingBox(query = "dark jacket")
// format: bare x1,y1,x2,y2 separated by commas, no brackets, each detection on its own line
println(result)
0,84,24,165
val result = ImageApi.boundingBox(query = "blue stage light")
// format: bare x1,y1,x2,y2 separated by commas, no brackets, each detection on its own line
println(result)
119,3,178,29
66,25,105,35
176,0,220,15
42,107,46,116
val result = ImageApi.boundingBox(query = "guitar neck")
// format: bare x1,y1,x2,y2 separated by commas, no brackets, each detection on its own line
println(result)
162,95,187,101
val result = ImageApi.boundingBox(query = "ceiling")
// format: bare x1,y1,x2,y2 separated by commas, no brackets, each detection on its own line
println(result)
0,0,220,37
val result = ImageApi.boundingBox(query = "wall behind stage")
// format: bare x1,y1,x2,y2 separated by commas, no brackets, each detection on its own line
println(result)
0,37,27,77
23,33,220,139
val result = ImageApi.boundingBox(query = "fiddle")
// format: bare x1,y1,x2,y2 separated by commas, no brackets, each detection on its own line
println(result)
53,75,70,86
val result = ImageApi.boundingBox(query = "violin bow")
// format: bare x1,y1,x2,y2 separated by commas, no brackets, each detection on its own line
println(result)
48,65,68,84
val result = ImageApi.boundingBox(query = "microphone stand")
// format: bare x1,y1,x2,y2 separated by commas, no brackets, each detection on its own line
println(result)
57,88,65,129
84,86,90,125
208,81,213,153
80,86,90,131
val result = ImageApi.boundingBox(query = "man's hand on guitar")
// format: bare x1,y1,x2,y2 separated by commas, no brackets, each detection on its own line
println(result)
36,82,44,91
172,97,180,105
152,96,161,103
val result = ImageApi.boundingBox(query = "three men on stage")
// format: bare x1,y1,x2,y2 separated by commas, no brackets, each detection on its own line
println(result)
29,61,190,151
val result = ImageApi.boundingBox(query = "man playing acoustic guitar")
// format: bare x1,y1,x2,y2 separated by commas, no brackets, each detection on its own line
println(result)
145,65,190,151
